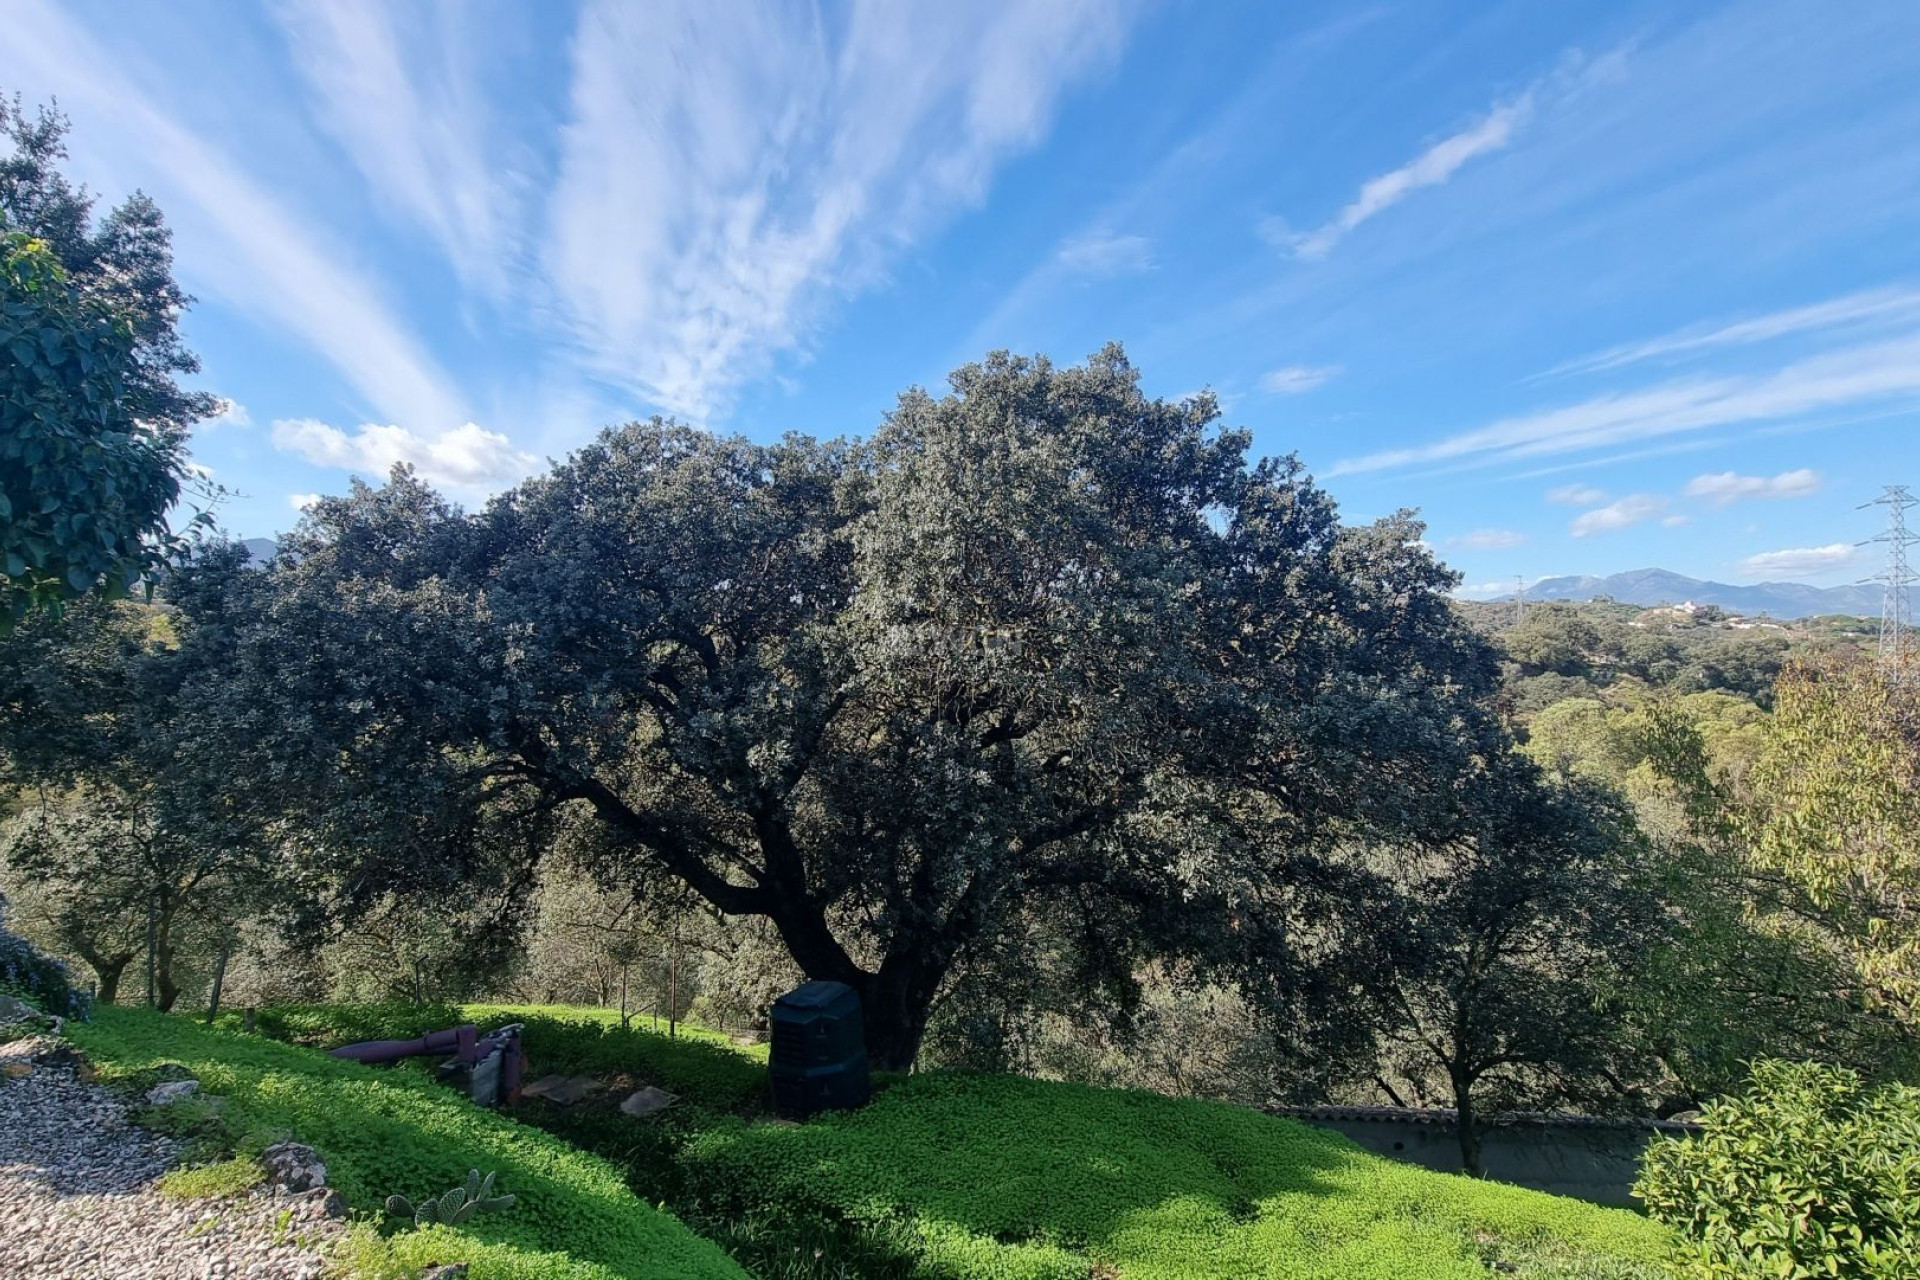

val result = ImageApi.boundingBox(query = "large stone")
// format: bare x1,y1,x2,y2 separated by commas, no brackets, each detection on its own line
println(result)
290,1186,348,1220
619,1086,678,1118
519,1074,607,1106
0,1032,86,1073
420,1265,469,1280
145,1078,200,1106
262,1141,329,1192
0,993,40,1026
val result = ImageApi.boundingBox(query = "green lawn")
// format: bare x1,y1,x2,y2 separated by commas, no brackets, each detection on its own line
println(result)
210,1002,1675,1280
69,1007,749,1280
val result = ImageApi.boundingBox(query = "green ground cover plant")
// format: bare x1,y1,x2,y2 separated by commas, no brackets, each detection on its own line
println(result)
70,1006,748,1280
158,1155,264,1199
1637,1060,1920,1278
679,1072,1673,1280
230,1002,1673,1279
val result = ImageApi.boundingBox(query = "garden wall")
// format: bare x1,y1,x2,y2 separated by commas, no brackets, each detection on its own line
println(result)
1270,1106,1698,1207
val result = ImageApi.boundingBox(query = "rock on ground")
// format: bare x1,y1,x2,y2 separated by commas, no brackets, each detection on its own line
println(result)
0,1034,346,1279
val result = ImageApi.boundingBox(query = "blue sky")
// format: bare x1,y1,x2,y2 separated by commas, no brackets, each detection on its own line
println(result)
9,0,1920,594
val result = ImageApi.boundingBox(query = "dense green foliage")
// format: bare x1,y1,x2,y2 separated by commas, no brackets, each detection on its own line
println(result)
1637,1061,1920,1277
70,1006,748,1280
0,96,214,621
0,234,180,619
1,546,282,1011
1747,659,1920,1017
1355,766,1663,1172
201,349,1560,1069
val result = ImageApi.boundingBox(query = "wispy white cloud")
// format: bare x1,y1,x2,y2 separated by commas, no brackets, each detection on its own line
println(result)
1738,543,1857,578
1056,231,1153,276
288,493,322,512
1260,364,1342,394
199,398,251,431
1331,330,1920,476
6,0,468,433
1684,467,1821,505
1448,528,1527,550
1545,482,1607,506
546,0,1139,419
1570,493,1665,537
272,418,537,492
1267,96,1532,261
1542,285,1920,378
274,0,526,296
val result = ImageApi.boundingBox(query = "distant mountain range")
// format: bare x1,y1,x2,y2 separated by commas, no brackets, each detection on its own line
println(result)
239,537,278,564
1507,568,1880,619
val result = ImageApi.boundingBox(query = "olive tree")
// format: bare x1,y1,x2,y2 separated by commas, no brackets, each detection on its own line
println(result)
0,545,276,1007
226,349,1509,1068
1358,758,1665,1174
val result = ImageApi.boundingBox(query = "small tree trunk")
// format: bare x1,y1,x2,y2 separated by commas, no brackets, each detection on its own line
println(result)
204,943,232,1024
154,903,182,1013
145,896,158,1008
93,953,133,1005
1451,1067,1484,1177
668,946,678,1040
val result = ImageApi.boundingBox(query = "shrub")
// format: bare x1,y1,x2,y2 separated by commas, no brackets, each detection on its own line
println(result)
0,902,91,1020
1637,1060,1920,1278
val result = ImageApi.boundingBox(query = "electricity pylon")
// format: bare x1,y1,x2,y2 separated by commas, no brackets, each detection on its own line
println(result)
1859,485,1918,666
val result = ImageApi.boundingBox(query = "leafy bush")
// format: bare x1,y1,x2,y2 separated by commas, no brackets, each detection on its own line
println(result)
71,1007,747,1280
1637,1060,1920,1278
0,902,91,1019
680,1072,1671,1280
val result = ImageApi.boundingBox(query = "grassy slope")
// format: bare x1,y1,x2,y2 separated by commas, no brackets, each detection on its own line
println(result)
684,1072,1673,1280
226,1002,1674,1280
70,1007,748,1280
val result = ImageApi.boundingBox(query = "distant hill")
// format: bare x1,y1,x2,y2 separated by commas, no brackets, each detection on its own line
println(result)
1508,568,1880,619
238,537,278,565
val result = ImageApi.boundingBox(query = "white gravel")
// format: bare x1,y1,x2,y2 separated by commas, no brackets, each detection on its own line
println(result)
0,1033,347,1280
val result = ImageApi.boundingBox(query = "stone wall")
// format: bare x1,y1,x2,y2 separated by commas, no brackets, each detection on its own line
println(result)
1271,1106,1697,1207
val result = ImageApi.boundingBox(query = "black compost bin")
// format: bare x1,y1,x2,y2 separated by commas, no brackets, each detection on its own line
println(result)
769,980,871,1118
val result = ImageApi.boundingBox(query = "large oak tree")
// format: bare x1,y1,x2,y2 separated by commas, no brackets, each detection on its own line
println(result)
229,349,1511,1067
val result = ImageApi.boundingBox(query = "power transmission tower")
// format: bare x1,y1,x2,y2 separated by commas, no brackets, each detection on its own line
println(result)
1859,484,1918,666
1512,575,1527,626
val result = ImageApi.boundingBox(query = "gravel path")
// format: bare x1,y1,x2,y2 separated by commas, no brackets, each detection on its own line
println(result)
0,1032,347,1280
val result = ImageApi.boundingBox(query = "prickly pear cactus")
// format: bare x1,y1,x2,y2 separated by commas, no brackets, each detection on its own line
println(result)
384,1169,516,1228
